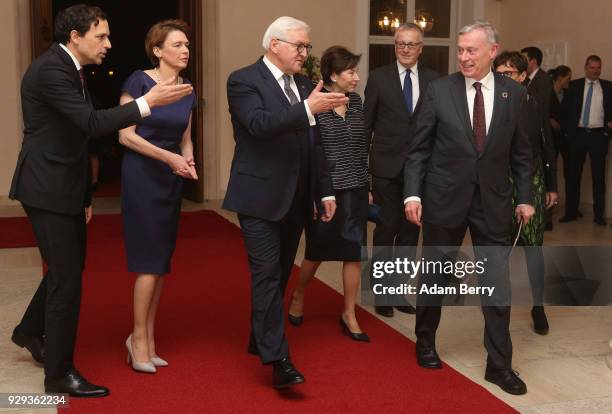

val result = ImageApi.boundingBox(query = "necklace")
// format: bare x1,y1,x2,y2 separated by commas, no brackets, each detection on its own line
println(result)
153,67,179,85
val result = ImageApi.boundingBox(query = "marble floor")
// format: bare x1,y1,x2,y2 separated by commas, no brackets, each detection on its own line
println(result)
1,196,612,414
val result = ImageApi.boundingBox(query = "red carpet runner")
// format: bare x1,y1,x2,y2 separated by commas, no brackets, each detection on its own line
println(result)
3,211,516,413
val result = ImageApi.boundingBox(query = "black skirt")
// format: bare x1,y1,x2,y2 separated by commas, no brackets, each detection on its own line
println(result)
305,186,368,262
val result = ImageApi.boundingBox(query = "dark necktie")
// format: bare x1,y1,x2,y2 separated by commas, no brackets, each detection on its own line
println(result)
78,68,86,98
473,82,486,154
282,74,299,105
403,69,413,114
582,81,594,127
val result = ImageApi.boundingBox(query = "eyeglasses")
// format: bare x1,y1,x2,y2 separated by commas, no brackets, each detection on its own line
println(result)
498,70,519,78
395,42,423,51
276,38,313,54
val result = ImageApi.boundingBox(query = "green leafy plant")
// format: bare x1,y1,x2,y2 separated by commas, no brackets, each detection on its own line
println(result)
301,55,321,83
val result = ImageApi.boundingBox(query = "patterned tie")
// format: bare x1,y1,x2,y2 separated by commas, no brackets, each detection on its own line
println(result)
282,74,299,106
403,69,413,114
473,82,487,154
581,81,594,127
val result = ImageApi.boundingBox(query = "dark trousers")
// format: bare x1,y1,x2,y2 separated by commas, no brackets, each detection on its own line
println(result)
239,192,307,364
416,188,513,369
18,204,86,379
523,244,545,306
371,173,420,305
565,129,609,220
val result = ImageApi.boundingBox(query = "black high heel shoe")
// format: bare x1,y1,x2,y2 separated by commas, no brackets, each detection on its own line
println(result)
339,317,370,342
288,313,304,326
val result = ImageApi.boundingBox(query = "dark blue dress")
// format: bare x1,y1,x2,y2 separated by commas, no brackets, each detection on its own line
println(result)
121,70,196,275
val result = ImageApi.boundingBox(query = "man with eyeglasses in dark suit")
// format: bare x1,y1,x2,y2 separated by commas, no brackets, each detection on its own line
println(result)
364,23,439,318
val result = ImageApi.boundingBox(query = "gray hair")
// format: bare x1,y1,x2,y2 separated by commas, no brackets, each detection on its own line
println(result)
262,16,311,51
394,22,424,42
458,21,499,44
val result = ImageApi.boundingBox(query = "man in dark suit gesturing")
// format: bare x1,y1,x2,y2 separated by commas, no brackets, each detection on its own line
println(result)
9,5,192,397
404,22,534,395
223,16,345,389
364,23,439,317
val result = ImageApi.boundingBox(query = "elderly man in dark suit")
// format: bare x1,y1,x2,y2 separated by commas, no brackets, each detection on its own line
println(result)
560,55,612,225
364,23,439,317
8,4,192,397
404,22,534,395
223,16,345,389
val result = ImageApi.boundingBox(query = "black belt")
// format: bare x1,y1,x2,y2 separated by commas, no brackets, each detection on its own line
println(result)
577,127,605,133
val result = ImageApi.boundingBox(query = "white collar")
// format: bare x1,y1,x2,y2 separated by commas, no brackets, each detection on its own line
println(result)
263,55,288,81
529,67,539,81
397,61,419,76
465,70,495,90
59,43,82,71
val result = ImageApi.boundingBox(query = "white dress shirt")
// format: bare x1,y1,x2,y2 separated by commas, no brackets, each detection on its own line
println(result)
527,67,540,86
397,61,420,112
578,79,605,128
59,43,151,117
404,70,495,205
262,56,316,126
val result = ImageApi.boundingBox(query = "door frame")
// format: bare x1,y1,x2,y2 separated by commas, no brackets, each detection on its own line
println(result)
29,0,205,202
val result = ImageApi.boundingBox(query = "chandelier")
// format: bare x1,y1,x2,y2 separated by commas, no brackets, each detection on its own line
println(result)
414,8,434,33
377,11,402,33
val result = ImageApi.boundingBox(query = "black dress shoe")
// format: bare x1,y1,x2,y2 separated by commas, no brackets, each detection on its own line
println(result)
339,317,370,342
375,305,394,317
12,326,45,363
247,342,259,356
416,344,442,369
531,306,549,335
247,335,260,356
484,366,527,395
288,313,304,327
44,369,109,398
594,218,607,226
272,358,305,389
559,215,577,223
395,304,416,314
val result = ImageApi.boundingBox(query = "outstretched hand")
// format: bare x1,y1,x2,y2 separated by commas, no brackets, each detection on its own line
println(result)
306,81,349,115
144,76,193,108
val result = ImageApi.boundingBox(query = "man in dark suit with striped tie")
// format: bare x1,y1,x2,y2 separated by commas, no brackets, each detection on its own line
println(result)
364,23,439,317
223,16,346,389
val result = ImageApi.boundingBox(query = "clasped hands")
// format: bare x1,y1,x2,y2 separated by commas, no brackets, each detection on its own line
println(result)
168,153,198,179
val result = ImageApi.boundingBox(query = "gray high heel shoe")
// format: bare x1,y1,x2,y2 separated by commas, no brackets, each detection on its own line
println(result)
126,335,156,374
150,356,168,367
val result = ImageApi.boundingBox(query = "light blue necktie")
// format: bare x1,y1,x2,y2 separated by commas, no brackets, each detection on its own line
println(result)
581,81,594,127
403,69,413,114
